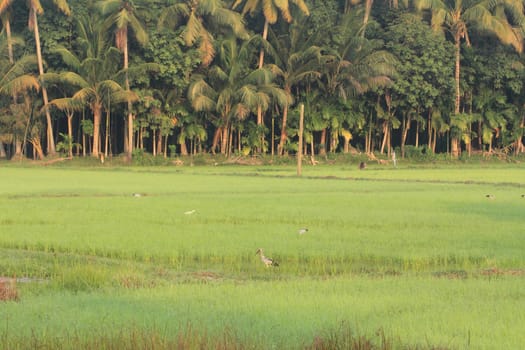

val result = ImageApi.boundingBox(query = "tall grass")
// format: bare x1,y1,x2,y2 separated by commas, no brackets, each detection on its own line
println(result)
1,165,524,349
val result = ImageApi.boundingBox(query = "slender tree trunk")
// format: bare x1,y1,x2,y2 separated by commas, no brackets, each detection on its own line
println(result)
105,107,110,157
401,112,411,158
278,86,291,155
82,111,86,157
415,120,419,148
32,10,56,156
427,109,432,151
67,113,73,157
451,35,461,157
255,20,270,154
380,121,388,154
3,18,14,159
364,0,373,25
180,127,188,155
5,19,14,63
319,128,327,156
92,103,102,157
211,128,220,154
221,124,229,155
0,141,6,158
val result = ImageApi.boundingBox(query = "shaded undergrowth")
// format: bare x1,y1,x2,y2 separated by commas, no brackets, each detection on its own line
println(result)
0,322,453,350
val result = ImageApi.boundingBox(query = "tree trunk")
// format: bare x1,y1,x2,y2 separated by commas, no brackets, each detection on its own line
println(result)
221,124,229,155
319,128,327,156
364,0,373,25
380,121,388,154
451,34,461,157
67,113,73,158
5,18,14,63
179,127,188,155
105,107,110,157
157,130,163,156
415,120,419,148
401,112,411,158
278,86,291,155
254,20,270,154
211,127,221,154
0,141,6,159
92,103,102,157
4,18,16,159
32,10,56,156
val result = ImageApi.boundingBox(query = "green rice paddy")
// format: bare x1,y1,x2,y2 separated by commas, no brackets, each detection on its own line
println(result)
1,162,524,349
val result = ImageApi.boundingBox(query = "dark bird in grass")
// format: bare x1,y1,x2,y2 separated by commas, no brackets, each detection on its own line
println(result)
256,248,279,267
298,228,309,235
486,194,495,199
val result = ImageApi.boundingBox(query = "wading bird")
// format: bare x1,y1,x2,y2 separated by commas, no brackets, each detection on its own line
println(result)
256,248,279,267
298,228,308,235
184,209,196,215
486,194,495,200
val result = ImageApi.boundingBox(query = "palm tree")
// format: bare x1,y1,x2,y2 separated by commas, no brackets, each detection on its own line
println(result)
97,0,148,160
26,0,71,157
266,16,322,155
188,36,289,155
0,0,14,64
44,17,137,158
232,0,309,152
232,0,309,68
158,0,249,67
415,0,524,156
319,13,396,155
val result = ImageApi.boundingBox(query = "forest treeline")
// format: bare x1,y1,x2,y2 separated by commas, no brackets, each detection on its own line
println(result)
1,0,525,161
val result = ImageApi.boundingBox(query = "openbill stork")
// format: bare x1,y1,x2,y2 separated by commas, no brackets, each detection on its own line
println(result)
256,248,279,267
298,228,309,235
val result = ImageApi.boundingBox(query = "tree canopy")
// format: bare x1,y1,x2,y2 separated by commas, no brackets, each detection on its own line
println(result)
1,0,525,160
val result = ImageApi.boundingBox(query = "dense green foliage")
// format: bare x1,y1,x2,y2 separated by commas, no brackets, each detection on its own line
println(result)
1,164,524,348
1,0,525,160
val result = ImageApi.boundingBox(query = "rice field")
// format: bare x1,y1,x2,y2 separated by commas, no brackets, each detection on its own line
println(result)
0,162,524,349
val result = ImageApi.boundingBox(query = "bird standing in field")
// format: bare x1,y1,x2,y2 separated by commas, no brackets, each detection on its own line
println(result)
184,209,196,215
255,248,279,267
485,194,495,200
298,228,309,235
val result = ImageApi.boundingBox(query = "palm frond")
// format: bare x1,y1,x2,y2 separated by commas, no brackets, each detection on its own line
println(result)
48,97,84,111
262,0,278,24
52,0,71,16
0,0,14,14
213,8,249,39
51,46,82,71
0,75,39,95
158,3,188,29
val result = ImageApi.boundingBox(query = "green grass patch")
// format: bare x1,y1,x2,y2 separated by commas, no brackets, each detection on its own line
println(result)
1,164,524,349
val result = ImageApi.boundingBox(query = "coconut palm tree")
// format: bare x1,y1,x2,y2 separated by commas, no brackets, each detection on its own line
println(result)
415,0,524,156
97,0,148,160
188,36,289,155
0,0,14,64
232,0,309,153
265,15,322,155
232,0,309,68
0,30,40,159
44,17,138,157
25,0,71,157
158,0,249,67
318,13,396,155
